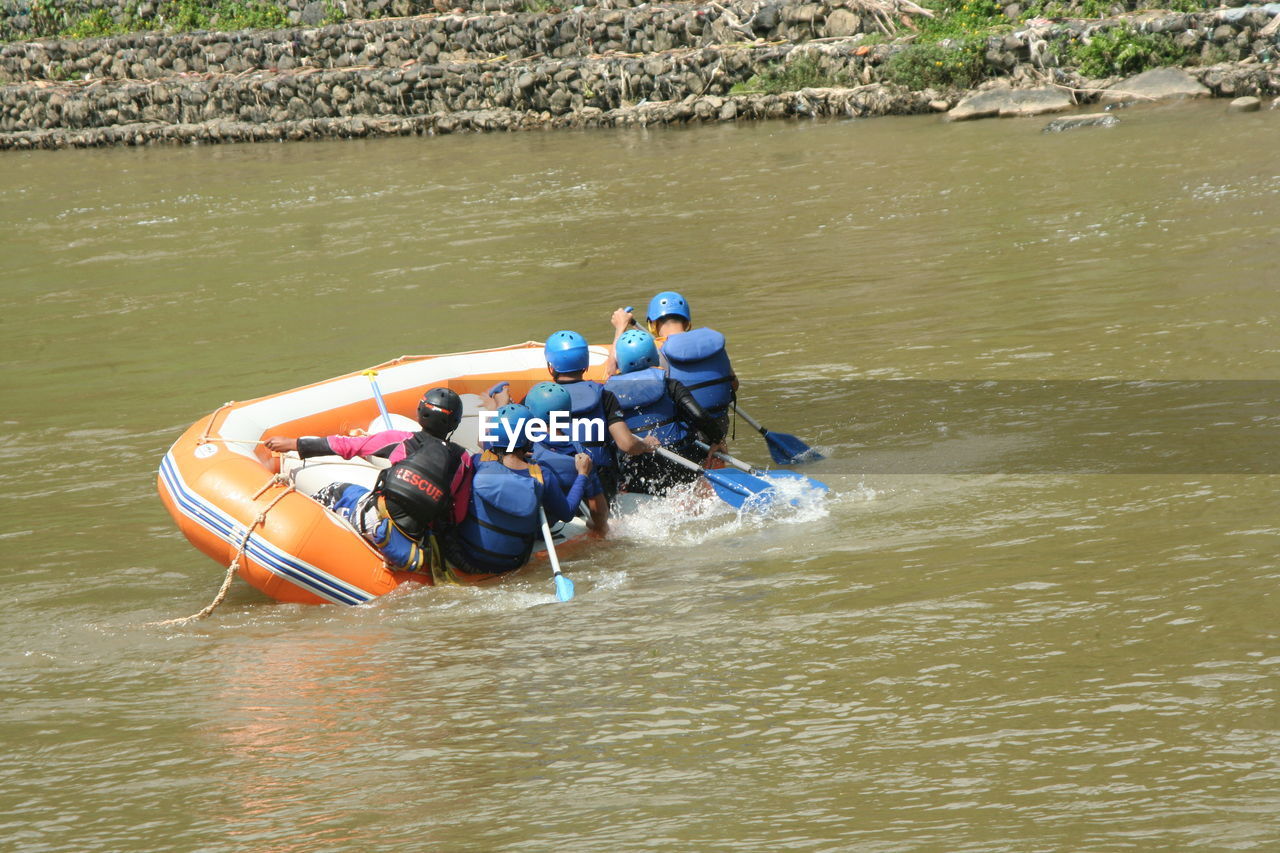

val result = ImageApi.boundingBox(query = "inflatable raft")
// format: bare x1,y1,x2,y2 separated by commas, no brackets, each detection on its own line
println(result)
157,342,611,605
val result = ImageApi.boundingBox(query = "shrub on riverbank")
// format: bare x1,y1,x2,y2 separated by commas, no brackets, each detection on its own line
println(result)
1064,23,1190,76
878,0,1005,91
881,0,1215,90
883,37,991,89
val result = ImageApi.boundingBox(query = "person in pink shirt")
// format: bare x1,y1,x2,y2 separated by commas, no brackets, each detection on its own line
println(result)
264,388,473,572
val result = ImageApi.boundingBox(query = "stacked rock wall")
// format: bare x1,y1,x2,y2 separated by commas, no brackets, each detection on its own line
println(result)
1,3,1278,148
0,3,872,82
5,1,1259,42
3,0,668,42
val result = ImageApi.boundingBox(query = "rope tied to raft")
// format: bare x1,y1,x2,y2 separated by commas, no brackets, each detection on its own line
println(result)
196,401,236,446
151,474,293,627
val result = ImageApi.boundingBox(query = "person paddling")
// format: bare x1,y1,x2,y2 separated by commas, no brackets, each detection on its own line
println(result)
524,381,611,536
263,387,473,574
608,292,738,434
645,291,738,432
437,404,591,580
541,329,658,503
605,329,727,495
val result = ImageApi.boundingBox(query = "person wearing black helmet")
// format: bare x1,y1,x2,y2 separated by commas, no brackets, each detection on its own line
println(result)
263,387,474,573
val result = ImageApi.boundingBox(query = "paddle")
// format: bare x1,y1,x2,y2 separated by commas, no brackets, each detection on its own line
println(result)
538,507,575,602
362,369,395,431
652,445,776,511
732,403,823,466
692,440,828,493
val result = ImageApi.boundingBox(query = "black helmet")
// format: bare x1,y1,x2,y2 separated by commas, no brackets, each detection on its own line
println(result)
417,387,463,438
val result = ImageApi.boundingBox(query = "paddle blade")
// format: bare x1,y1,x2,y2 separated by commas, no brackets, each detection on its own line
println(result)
765,431,824,466
554,573,575,602
705,467,777,511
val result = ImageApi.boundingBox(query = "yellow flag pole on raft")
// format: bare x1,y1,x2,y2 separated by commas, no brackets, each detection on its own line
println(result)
363,369,395,431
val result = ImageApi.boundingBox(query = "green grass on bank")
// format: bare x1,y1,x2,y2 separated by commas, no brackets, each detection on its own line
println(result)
728,0,1216,96
884,0,1214,89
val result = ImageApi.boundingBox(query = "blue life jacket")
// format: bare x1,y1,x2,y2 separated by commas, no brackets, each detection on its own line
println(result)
604,367,687,445
320,483,428,572
456,459,543,573
662,328,734,418
368,518,428,572
532,442,577,485
546,379,613,468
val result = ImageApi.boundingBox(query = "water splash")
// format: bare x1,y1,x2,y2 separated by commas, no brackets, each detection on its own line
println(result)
608,476,836,547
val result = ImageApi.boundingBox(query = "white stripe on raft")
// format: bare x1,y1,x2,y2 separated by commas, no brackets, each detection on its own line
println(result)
159,454,374,605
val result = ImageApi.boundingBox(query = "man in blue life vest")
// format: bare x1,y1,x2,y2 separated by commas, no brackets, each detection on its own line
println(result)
523,381,612,536
540,329,658,509
608,291,738,435
263,387,473,574
604,329,728,495
437,404,591,579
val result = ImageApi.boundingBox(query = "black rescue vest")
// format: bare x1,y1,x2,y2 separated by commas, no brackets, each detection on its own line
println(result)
374,433,464,541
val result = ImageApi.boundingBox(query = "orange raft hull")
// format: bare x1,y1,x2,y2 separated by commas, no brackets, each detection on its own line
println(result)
157,342,610,605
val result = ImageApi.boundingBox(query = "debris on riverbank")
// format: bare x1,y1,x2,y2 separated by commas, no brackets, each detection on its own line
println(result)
1,1,1276,150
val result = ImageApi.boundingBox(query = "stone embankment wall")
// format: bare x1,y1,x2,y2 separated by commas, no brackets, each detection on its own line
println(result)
0,2,866,81
2,0,654,41
0,0,1267,41
1,2,1278,149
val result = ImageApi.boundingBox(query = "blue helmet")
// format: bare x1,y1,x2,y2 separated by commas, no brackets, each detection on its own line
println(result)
646,291,691,325
614,329,660,375
493,404,533,451
544,330,590,373
523,381,572,422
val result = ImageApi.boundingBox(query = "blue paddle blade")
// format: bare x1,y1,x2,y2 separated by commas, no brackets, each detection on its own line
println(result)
554,573,575,602
765,431,824,466
705,467,777,511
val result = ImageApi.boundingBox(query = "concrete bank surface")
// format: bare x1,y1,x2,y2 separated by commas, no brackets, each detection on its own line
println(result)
1,1,1278,150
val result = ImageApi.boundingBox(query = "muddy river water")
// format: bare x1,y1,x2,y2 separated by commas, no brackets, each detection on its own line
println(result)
2,100,1277,850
